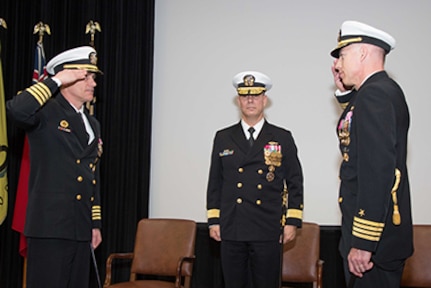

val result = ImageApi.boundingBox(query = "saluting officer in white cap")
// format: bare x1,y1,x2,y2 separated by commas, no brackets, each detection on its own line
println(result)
206,71,304,288
330,21,413,288
7,46,104,288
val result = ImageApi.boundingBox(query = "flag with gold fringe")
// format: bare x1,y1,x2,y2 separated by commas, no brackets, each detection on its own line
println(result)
11,42,47,256
0,41,8,225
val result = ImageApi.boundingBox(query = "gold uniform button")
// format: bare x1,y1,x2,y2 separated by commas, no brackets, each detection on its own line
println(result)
91,196,94,201
76,159,81,164
237,182,243,188
257,184,262,190
236,198,242,204
76,194,82,200
89,163,94,168
238,168,244,173
77,176,83,182
92,179,96,185
339,197,343,203
256,199,262,205
258,169,264,175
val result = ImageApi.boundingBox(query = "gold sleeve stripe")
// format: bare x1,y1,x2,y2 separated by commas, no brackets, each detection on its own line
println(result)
26,87,44,105
352,216,384,242
354,216,385,228
287,209,303,220
30,82,51,100
353,226,382,237
92,205,102,220
353,221,384,233
207,209,220,218
26,82,51,105
352,230,381,242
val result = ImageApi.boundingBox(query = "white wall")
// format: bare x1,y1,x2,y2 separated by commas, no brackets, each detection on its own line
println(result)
151,0,431,225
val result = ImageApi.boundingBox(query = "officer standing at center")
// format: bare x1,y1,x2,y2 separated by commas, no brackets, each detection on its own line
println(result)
7,46,104,288
206,71,304,288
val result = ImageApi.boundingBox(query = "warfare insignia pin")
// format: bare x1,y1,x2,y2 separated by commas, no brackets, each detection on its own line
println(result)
60,120,69,128
58,120,71,133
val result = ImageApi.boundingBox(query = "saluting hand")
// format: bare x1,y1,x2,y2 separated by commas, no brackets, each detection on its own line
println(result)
53,69,87,87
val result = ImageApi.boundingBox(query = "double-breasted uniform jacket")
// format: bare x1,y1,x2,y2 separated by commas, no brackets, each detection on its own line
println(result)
207,120,303,242
7,78,102,242
336,71,413,268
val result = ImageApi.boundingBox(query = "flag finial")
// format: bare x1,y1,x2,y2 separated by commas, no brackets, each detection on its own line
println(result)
33,21,51,44
0,18,6,29
85,20,101,48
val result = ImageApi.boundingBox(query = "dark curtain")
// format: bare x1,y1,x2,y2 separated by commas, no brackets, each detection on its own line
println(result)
0,0,154,286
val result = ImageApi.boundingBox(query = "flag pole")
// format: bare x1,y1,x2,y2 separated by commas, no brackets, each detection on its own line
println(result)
85,20,101,115
0,18,9,227
85,20,102,288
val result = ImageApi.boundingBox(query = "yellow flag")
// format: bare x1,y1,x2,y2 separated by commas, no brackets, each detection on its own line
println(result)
0,43,8,225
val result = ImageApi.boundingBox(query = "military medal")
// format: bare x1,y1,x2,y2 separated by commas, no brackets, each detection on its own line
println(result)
266,165,275,182
266,171,275,182
264,142,282,182
338,107,353,161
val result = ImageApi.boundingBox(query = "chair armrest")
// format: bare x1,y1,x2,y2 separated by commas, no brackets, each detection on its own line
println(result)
103,252,134,287
175,256,196,288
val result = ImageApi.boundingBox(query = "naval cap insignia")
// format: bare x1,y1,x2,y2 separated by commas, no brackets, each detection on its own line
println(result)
89,52,98,65
243,75,255,87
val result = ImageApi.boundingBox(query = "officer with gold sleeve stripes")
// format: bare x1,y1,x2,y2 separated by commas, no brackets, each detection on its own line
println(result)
330,21,413,287
206,71,304,288
7,46,103,288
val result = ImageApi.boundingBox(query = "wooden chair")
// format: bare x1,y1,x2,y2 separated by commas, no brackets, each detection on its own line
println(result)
401,224,431,287
103,218,197,288
281,222,324,288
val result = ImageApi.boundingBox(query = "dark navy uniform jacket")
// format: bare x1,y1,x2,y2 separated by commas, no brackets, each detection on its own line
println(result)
7,78,102,242
207,121,303,242
336,71,413,268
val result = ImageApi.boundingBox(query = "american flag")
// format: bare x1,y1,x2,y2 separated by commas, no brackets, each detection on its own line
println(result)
12,42,48,257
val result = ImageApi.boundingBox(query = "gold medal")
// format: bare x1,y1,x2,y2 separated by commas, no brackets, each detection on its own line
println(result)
343,152,349,162
266,172,275,182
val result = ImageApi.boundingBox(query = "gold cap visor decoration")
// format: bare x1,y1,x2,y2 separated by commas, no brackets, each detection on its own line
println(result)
331,20,396,58
46,46,103,75
233,71,272,96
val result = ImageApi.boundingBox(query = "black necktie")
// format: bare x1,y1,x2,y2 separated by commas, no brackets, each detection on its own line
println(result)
248,127,255,147
78,112,90,143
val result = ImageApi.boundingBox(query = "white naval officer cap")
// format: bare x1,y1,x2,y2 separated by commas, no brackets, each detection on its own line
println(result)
232,71,272,96
46,46,103,75
330,20,396,58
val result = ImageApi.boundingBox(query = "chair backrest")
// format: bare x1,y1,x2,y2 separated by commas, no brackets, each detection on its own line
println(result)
130,218,197,277
282,222,321,283
401,224,431,287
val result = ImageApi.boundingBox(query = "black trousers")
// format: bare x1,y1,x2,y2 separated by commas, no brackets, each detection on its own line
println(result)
344,258,405,288
221,240,281,288
27,238,91,288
